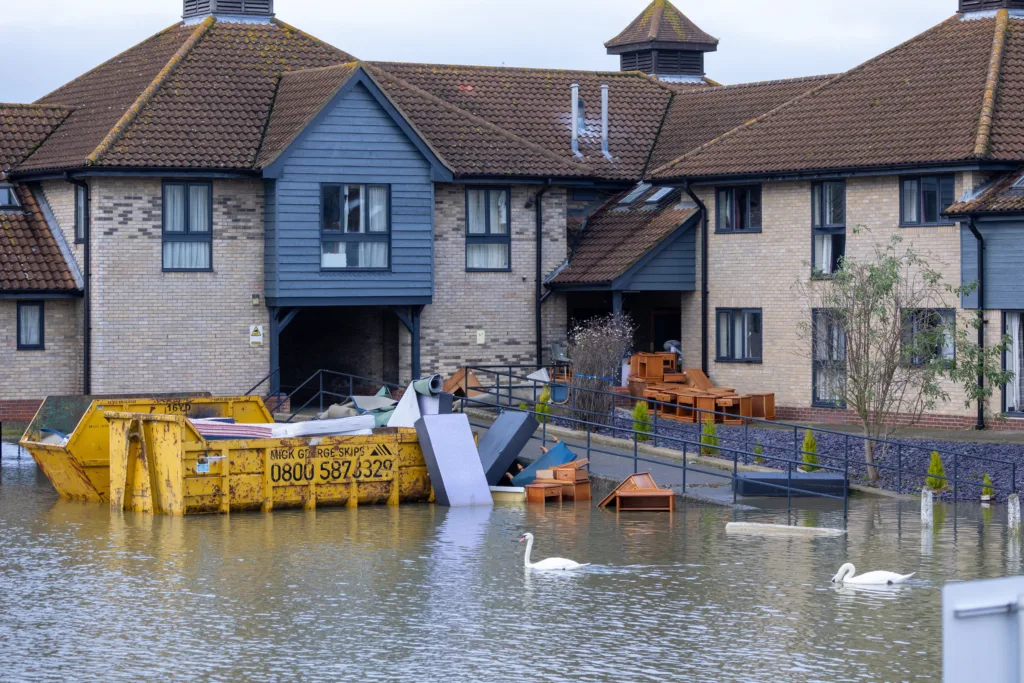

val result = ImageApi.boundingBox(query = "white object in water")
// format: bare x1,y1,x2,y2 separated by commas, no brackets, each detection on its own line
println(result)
922,487,934,527
519,533,589,571
1009,493,1021,532
725,522,846,537
831,563,915,585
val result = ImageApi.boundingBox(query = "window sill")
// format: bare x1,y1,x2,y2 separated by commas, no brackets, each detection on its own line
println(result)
899,222,956,229
715,358,762,364
16,346,45,352
163,269,214,273
466,268,512,273
320,268,392,273
812,401,847,409
810,273,837,281
714,229,762,235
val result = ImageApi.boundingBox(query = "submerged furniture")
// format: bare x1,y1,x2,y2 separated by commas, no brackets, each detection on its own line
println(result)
598,473,675,512
510,441,577,487
477,411,539,485
525,481,564,504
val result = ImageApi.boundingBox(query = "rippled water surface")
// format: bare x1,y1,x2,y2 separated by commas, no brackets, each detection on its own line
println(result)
1,442,1021,681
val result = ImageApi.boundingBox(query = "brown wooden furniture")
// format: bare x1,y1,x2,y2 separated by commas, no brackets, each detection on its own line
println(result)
632,353,677,383
444,368,484,398
750,393,776,420
526,481,564,504
598,473,675,511
716,395,753,425
559,480,592,501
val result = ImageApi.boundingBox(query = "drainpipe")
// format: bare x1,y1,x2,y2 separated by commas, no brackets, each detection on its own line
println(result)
536,182,551,366
683,183,709,375
967,216,986,430
65,174,91,395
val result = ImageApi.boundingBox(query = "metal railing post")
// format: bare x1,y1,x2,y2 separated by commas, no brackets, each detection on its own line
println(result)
743,418,749,465
843,453,849,520
653,400,659,448
953,451,958,502
733,446,738,505
319,372,324,415
1015,463,1018,495
586,423,592,474
682,446,687,492
897,444,903,495
633,429,639,474
349,374,354,400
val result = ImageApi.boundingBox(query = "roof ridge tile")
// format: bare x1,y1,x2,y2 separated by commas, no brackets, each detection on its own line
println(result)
86,16,216,167
974,8,1010,158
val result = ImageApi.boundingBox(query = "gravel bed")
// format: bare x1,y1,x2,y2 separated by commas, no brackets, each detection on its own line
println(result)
544,411,1022,501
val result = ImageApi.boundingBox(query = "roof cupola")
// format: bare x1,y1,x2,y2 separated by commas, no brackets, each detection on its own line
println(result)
605,0,717,83
960,0,1024,12
183,0,274,22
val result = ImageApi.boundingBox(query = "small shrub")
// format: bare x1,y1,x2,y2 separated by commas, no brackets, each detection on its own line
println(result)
926,451,947,491
982,473,995,498
632,401,652,442
801,430,819,472
753,440,764,465
536,386,552,424
700,416,719,456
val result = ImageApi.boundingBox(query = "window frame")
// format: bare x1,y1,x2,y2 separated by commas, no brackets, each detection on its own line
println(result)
319,183,392,272
0,184,21,210
811,180,847,278
161,181,214,273
902,308,956,367
16,300,45,351
465,186,512,273
899,174,956,227
812,308,847,408
715,308,763,363
74,184,86,244
715,185,763,234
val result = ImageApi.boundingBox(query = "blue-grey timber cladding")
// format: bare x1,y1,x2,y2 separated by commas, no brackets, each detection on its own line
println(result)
961,219,1024,309
266,82,434,303
617,225,696,291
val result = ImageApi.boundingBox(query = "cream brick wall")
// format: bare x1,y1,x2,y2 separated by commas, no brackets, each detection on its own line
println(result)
1,299,82,400
89,178,269,395
399,183,569,383
41,180,84,272
691,173,986,417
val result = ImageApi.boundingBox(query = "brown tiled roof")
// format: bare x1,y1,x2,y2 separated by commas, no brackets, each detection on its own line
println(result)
947,168,1024,214
551,188,697,285
988,16,1024,160
19,19,354,172
647,75,834,172
256,64,360,169
0,105,70,179
0,186,78,292
605,0,718,51
370,62,673,180
651,15,1002,179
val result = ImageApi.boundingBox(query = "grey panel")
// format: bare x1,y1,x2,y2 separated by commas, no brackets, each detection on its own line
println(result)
961,220,1024,310
477,411,539,485
415,414,493,507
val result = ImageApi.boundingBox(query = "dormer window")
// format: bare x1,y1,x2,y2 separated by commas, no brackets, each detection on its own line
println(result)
620,183,652,205
0,185,20,209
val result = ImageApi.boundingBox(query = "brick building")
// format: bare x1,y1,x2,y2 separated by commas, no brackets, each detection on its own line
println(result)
4,0,1024,428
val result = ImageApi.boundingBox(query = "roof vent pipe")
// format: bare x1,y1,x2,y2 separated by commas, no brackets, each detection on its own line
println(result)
571,82,581,157
601,84,610,159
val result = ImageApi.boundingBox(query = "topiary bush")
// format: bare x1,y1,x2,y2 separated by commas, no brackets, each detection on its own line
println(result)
632,401,652,442
801,430,820,472
536,386,552,424
926,451,947,491
982,473,995,498
753,440,764,465
700,415,719,456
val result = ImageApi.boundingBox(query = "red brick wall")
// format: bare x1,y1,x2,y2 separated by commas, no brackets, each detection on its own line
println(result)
0,399,43,423
777,405,1024,431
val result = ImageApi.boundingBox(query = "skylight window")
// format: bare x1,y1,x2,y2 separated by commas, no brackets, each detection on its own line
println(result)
646,187,674,204
620,183,652,205
0,185,20,209
1014,174,1024,189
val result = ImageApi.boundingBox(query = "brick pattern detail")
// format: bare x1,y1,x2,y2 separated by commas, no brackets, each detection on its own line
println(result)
88,178,269,395
1,299,82,401
0,399,44,422
400,184,568,383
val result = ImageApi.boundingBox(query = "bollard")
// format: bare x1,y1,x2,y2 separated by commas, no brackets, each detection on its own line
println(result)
1009,493,1021,532
921,488,934,527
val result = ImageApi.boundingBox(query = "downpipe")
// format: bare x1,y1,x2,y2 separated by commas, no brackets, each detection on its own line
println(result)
683,183,709,374
967,216,986,430
65,174,91,395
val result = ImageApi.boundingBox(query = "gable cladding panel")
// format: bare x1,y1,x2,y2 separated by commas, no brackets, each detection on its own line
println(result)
271,82,434,302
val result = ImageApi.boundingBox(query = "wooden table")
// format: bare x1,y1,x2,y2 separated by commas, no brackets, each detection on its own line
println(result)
525,481,564,504
614,490,676,512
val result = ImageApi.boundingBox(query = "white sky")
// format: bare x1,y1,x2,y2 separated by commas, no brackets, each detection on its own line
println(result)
1,0,956,103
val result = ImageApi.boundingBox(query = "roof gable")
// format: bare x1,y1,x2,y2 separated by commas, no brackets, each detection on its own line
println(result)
0,105,70,179
0,185,79,294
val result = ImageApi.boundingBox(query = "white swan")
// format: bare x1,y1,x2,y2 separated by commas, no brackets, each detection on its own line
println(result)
831,563,915,585
519,533,589,571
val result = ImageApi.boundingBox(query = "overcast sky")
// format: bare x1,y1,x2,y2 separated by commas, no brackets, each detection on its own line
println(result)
2,0,956,103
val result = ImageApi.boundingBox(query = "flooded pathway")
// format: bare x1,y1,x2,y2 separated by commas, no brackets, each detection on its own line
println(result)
1,443,1020,681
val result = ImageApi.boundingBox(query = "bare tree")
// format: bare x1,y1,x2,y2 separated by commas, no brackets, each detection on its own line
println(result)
566,313,635,426
797,233,1010,481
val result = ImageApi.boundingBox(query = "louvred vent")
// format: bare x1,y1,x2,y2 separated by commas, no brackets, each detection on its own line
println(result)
959,0,1024,10
183,0,273,18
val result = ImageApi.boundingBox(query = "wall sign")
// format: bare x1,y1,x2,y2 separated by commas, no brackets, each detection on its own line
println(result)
250,325,264,347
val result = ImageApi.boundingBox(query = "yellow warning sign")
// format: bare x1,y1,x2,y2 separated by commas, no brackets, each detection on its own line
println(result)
249,324,264,346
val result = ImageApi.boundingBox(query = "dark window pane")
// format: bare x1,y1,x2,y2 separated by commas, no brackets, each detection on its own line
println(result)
745,311,762,359
826,182,845,226
717,190,733,231
832,234,846,272
346,185,363,233
75,185,86,241
902,179,920,223
18,303,42,348
748,187,762,228
922,177,939,223
165,185,186,233
939,176,955,215
812,183,822,228
189,185,210,233
322,186,341,231
717,311,730,358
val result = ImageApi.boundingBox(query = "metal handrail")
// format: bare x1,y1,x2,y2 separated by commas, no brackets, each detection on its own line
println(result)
466,364,1019,499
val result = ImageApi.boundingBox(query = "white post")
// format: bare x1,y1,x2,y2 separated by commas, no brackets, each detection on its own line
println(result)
1009,493,1021,532
570,83,581,157
921,487,934,527
601,84,610,159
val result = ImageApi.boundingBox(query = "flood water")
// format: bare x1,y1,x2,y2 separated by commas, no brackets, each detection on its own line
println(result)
1,442,1020,682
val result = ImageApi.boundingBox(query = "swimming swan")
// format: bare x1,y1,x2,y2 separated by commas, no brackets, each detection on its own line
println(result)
519,533,589,571
831,563,915,585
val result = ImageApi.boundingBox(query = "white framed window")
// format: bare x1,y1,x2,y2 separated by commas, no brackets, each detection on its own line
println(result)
17,301,44,350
